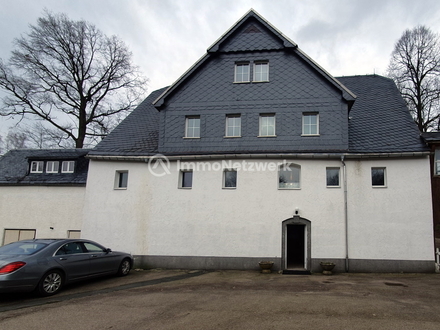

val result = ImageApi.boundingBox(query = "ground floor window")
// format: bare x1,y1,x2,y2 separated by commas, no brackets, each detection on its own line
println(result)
3,229,36,245
371,167,386,187
68,230,81,239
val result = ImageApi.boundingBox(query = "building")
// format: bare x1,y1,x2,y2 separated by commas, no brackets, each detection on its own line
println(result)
79,10,435,273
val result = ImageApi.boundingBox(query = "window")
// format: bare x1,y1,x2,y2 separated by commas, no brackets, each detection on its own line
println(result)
179,170,193,188
302,113,319,135
259,114,276,136
115,171,128,189
56,242,85,255
225,115,241,137
254,62,269,82
185,116,201,138
62,161,75,173
435,149,440,176
83,242,105,253
46,161,59,173
279,164,300,189
371,167,386,187
30,161,44,173
223,169,237,188
234,62,250,83
326,167,340,187
68,230,81,239
3,229,36,245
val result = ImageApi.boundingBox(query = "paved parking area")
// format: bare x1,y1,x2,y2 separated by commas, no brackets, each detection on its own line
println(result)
1,269,440,329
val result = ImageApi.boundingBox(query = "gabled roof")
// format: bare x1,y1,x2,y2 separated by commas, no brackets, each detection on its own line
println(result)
153,9,356,108
0,149,90,185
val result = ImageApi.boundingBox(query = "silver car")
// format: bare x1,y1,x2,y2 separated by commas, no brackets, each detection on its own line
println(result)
0,239,133,296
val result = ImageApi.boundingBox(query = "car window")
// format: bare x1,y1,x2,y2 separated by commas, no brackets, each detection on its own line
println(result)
56,242,85,255
0,242,47,255
83,242,105,253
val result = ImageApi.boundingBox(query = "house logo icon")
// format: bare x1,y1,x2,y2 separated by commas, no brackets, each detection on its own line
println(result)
148,154,171,177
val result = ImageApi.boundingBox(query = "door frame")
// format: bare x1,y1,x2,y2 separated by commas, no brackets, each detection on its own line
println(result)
282,216,311,271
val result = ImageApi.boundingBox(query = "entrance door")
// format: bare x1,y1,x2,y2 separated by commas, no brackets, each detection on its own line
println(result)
286,224,305,269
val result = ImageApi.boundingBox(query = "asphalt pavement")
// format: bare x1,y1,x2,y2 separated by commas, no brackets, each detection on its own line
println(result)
0,269,439,329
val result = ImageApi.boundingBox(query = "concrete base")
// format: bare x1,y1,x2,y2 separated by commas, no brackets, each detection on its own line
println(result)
133,255,436,273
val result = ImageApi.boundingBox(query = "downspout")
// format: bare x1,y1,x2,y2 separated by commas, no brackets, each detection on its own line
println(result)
341,155,349,272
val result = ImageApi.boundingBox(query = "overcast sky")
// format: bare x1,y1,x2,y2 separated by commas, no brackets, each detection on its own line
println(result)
1,0,440,134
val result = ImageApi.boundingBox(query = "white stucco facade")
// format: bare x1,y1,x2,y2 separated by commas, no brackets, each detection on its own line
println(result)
81,155,434,271
0,186,85,244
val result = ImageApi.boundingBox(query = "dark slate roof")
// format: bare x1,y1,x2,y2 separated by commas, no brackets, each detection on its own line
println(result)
89,87,167,157
0,149,90,185
337,75,428,153
421,132,440,143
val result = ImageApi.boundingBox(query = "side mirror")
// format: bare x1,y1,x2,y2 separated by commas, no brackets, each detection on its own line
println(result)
105,248,112,253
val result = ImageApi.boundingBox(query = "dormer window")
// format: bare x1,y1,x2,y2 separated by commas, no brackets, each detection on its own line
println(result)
234,62,250,83
46,161,60,173
30,161,44,173
62,161,75,173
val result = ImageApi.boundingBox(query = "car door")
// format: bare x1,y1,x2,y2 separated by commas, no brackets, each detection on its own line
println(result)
54,242,91,280
83,242,120,275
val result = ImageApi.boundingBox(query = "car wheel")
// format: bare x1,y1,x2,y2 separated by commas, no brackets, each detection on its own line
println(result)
117,258,131,276
38,270,64,296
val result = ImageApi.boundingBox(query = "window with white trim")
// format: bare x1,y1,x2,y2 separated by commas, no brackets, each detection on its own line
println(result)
435,149,440,176
225,115,241,137
185,116,201,138
279,164,301,189
371,167,386,187
115,171,128,189
326,167,340,187
30,161,44,173
234,62,250,83
223,169,237,188
62,161,75,173
259,114,276,137
46,161,59,173
253,61,269,82
68,230,81,239
3,229,36,245
302,113,319,135
179,170,193,189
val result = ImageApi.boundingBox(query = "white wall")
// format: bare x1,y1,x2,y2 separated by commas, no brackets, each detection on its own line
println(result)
82,156,434,262
0,186,85,244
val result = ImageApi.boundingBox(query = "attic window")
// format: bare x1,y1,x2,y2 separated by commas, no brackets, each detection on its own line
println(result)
62,161,75,173
234,63,250,83
46,161,60,173
253,62,269,82
243,24,261,33
30,161,44,173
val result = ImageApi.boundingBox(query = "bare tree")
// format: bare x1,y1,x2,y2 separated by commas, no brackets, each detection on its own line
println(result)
0,10,148,148
388,25,440,132
5,131,28,150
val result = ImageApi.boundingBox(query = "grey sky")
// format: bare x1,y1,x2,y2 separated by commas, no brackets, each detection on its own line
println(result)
1,0,440,134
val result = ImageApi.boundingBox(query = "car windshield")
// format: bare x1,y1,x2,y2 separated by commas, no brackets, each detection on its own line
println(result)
0,242,48,255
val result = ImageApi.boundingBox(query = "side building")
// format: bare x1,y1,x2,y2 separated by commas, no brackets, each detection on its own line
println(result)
0,149,90,244
82,10,434,273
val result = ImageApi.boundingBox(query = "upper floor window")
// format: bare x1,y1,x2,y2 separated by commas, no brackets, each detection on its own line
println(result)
302,113,319,136
46,161,59,173
185,116,200,138
254,61,269,82
371,167,386,187
225,115,241,137
435,149,440,176
62,161,75,173
30,161,44,173
234,62,250,83
259,114,276,137
279,164,301,189
326,167,340,187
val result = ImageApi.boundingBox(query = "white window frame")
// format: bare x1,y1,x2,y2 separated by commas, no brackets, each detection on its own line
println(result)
114,170,129,190
179,170,193,189
278,164,301,189
302,113,320,136
185,116,201,138
259,114,276,137
326,167,340,187
234,62,250,83
253,61,269,82
30,161,44,173
371,167,387,187
62,161,75,173
46,161,59,173
435,149,440,176
223,169,237,189
225,115,241,137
